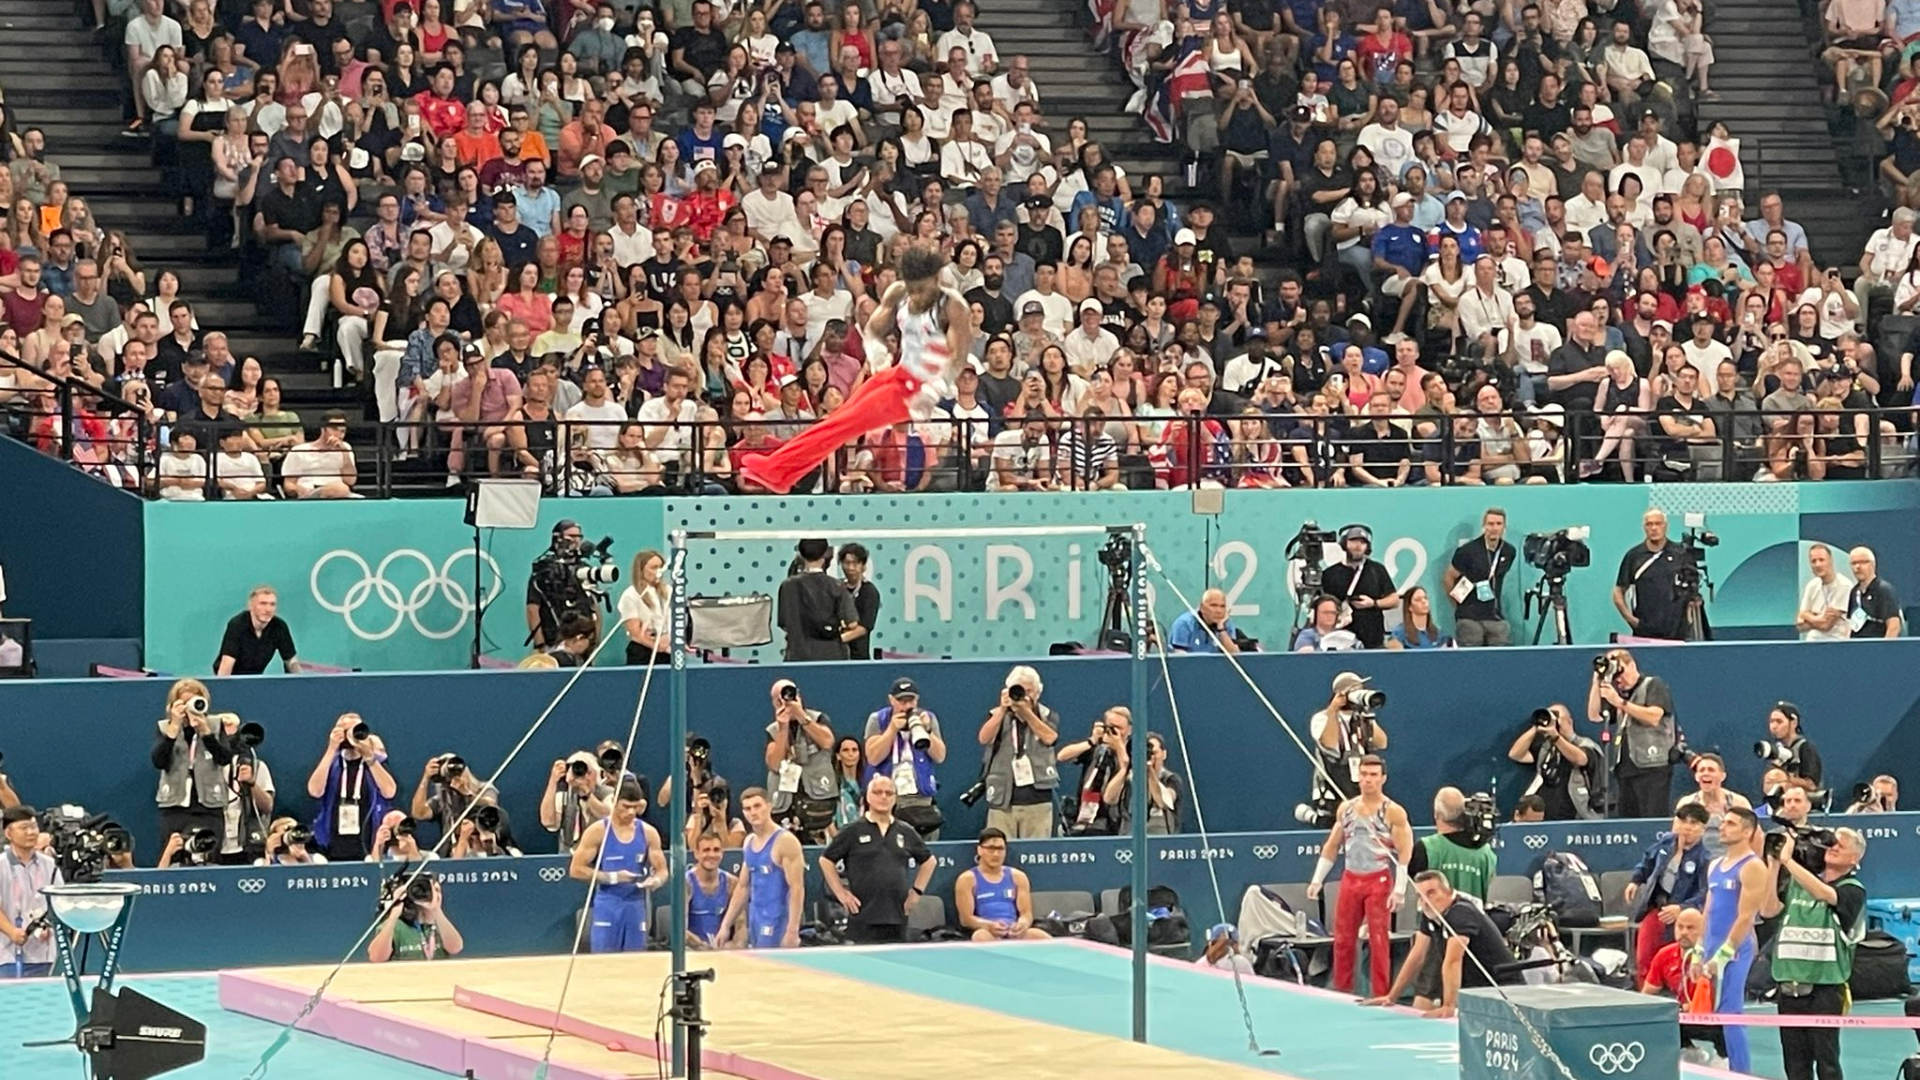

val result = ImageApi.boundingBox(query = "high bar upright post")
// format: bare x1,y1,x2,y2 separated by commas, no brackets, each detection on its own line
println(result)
1127,522,1150,1044
667,528,690,1077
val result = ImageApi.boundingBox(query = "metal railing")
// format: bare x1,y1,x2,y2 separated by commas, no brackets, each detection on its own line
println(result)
1,350,155,489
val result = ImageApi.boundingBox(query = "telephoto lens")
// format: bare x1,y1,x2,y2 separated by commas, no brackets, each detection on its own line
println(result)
442,755,467,778
407,874,436,902
351,721,371,742
1008,684,1027,702
568,760,592,779
474,805,502,832
394,817,417,838
779,684,799,702
187,694,210,714
598,747,624,773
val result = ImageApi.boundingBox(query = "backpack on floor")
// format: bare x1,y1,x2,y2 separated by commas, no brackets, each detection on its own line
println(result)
1034,910,1101,940
1252,937,1309,982
1850,931,1915,1000
1533,852,1604,929
1110,884,1191,958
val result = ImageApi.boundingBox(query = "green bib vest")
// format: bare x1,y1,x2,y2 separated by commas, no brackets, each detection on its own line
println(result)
1771,873,1863,986
1422,832,1496,901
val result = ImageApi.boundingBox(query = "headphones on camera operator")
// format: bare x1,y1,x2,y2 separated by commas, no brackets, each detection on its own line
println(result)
527,520,619,646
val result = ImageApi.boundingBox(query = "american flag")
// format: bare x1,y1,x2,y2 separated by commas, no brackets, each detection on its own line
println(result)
1143,43,1210,144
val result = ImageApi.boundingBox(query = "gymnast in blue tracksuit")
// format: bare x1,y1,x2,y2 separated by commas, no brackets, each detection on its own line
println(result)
569,780,666,952
1699,807,1771,1073
686,832,736,948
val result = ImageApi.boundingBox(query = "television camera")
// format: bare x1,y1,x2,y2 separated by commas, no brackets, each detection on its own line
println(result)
1522,527,1590,646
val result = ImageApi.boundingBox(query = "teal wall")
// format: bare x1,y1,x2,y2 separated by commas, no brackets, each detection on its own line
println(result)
0,435,144,640
142,482,1920,673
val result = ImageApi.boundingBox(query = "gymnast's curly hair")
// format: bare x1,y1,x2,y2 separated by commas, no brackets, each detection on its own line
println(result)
897,243,946,286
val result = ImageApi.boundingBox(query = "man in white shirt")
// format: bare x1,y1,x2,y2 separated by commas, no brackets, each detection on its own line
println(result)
428,191,485,275
1063,299,1120,373
282,411,359,499
1457,255,1516,356
636,367,700,467
125,0,183,131
741,162,802,246
1563,171,1609,237
993,101,1051,184
1357,98,1416,179
988,413,1059,492
1802,273,1862,341
800,261,854,343
813,74,865,147
990,56,1041,113
213,427,270,499
605,194,653,269
866,39,921,130
1797,543,1854,641
935,1,998,77
1442,12,1499,91
1220,328,1284,396
1857,208,1920,327
940,109,994,191
1506,293,1562,389
565,366,627,450
1431,82,1489,155
1602,21,1656,103
1680,316,1734,385
1014,263,1076,337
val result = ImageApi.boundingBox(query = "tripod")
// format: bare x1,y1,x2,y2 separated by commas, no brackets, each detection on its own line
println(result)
1098,574,1131,650
670,969,715,1080
1524,570,1573,645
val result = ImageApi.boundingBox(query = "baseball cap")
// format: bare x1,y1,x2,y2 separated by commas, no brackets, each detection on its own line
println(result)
776,372,799,388
1652,319,1674,332
1347,312,1371,328
1173,228,1197,246
1444,189,1468,203
638,326,659,340
1332,672,1371,696
1078,297,1103,314
692,158,718,174
578,154,603,169
607,140,633,157
724,133,748,149
1021,300,1044,318
889,677,919,698
1389,192,1413,209
1529,402,1566,428
61,313,86,328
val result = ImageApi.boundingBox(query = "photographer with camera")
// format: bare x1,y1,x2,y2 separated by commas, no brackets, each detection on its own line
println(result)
1445,509,1517,647
569,779,667,953
305,714,399,863
525,521,613,651
1168,588,1243,655
216,714,275,865
370,811,427,863
862,677,947,839
411,752,498,842
452,805,524,858
368,873,466,963
1756,703,1824,793
1847,775,1899,813
1312,673,1391,804
1845,546,1903,640
1761,826,1867,1080
151,678,237,859
975,665,1062,839
1099,731,1184,836
1587,649,1679,819
778,539,863,662
684,777,747,849
1677,754,1754,859
1056,707,1132,836
1623,804,1710,980
256,817,327,865
764,679,840,844
542,751,614,853
1508,704,1599,820
1309,755,1413,997
1611,509,1697,641
1320,525,1399,650
1,805,60,978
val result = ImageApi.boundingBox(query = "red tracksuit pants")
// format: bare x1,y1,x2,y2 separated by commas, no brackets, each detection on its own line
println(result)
1333,868,1394,994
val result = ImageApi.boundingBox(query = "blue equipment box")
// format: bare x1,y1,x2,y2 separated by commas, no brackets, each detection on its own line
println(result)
1458,983,1679,1080
1865,899,1920,983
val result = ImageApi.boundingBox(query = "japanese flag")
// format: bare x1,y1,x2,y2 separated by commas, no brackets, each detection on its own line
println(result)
1704,136,1745,194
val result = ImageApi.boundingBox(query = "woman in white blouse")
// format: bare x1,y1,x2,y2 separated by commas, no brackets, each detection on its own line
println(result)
617,548,671,665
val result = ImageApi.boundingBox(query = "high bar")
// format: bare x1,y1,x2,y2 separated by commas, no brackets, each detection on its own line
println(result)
680,524,1140,542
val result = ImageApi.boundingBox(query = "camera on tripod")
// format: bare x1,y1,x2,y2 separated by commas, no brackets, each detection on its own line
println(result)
1523,526,1592,575
1677,513,1718,593
1285,521,1337,599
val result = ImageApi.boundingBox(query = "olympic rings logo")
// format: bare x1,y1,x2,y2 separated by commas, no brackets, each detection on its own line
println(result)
539,867,567,883
1252,845,1280,860
1588,1042,1645,1074
1523,834,1550,850
310,549,505,641
237,879,267,894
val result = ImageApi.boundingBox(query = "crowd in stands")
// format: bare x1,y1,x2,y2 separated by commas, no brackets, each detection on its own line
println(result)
0,0,1917,496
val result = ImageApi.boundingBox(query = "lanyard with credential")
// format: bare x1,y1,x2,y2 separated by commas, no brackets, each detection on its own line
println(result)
338,757,366,818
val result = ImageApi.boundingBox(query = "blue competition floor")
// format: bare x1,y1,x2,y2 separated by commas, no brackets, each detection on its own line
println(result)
774,942,1920,1080
0,975,445,1080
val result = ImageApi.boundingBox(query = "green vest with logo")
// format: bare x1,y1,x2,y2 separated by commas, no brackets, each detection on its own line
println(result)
387,918,438,961
1771,873,1864,986
1422,832,1496,901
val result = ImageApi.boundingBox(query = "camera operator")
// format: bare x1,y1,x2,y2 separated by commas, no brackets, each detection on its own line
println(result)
216,714,275,865
1320,525,1399,649
1611,509,1695,641
1167,588,1243,654
1677,754,1753,858
862,677,947,839
1845,546,1903,639
1445,508,1517,647
684,777,747,849
819,774,938,944
1,805,60,978
778,538,862,662
452,805,523,858
764,679,840,844
1056,707,1132,835
158,826,225,868
151,678,236,858
569,779,667,953
1623,804,1710,979
525,520,606,650
1847,775,1899,813
1312,672,1391,803
542,611,599,667
542,751,613,852
370,811,428,863
305,714,399,863
659,733,725,825
1099,731,1184,836
1309,755,1413,996
1756,702,1823,792
411,752,498,841
1761,827,1867,1080
976,665,1062,839
368,874,466,963
256,817,327,865
1586,649,1678,818
1407,788,1497,901
1506,704,1599,820
215,586,302,675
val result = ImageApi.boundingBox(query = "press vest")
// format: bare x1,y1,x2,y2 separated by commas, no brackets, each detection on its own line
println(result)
1772,873,1865,986
1421,832,1496,901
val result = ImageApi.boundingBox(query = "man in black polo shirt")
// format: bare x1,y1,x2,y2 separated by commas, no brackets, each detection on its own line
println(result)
487,193,540,272
1363,870,1519,1016
216,586,300,675
819,774,936,943
1845,546,1903,639
1611,508,1694,640
1444,507,1516,647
